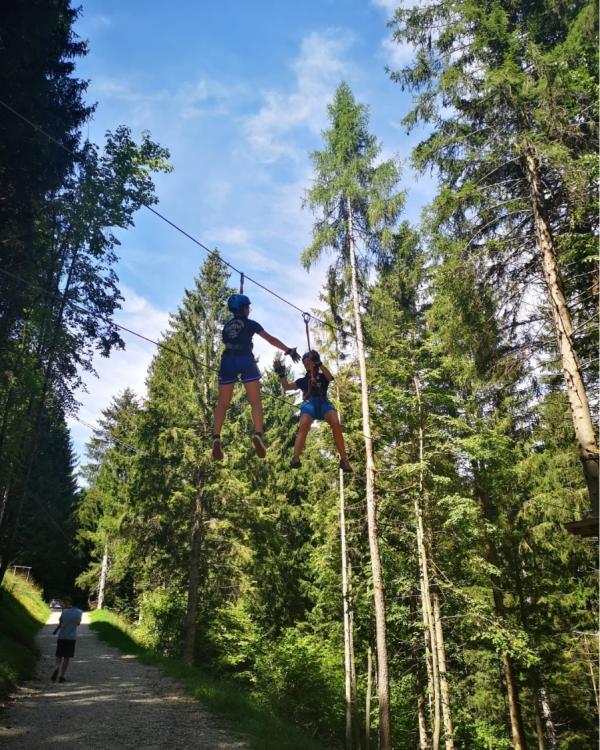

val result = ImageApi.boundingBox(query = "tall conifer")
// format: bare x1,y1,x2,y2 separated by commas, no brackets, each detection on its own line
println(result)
303,81,405,749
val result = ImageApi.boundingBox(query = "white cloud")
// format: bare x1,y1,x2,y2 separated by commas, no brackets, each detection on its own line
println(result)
68,286,170,462
380,35,416,69
207,226,252,246
244,30,355,163
76,13,112,37
92,74,238,127
371,0,400,13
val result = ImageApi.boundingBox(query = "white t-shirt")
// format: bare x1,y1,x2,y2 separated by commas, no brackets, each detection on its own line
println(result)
57,607,82,640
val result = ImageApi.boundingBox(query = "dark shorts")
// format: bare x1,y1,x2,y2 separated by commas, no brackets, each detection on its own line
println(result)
56,639,76,658
219,352,261,385
300,398,335,421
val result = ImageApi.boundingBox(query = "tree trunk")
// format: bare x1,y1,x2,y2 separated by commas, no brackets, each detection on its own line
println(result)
340,468,359,749
474,471,528,750
581,634,599,716
335,369,360,750
417,672,430,750
538,685,556,749
502,654,528,750
432,589,455,750
97,544,109,610
414,377,441,750
347,198,391,749
521,145,599,514
365,645,373,750
183,485,204,666
348,562,360,750
411,596,430,750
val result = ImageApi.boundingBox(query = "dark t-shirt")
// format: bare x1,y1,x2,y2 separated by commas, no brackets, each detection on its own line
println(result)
295,371,332,400
222,316,263,352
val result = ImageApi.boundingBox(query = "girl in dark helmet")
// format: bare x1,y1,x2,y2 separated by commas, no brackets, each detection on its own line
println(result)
274,350,352,472
212,294,300,460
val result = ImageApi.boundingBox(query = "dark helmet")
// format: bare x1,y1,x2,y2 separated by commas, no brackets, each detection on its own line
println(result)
302,350,319,361
227,294,251,313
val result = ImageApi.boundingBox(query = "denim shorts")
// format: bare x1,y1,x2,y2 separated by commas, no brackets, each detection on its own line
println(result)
300,397,334,420
219,352,261,385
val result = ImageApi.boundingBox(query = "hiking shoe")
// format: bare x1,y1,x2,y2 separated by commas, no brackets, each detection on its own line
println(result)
212,438,223,461
291,456,301,469
51,669,58,682
252,433,267,459
58,677,67,683
339,459,352,473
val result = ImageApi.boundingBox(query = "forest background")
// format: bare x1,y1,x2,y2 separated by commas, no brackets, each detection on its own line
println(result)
0,1,597,750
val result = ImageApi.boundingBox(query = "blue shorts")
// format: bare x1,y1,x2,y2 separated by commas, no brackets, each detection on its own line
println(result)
219,352,261,385
300,398,334,420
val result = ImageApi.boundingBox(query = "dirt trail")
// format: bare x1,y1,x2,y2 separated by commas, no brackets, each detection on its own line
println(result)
0,612,248,749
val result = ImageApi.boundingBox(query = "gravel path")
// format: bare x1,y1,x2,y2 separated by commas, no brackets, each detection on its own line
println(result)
0,612,248,749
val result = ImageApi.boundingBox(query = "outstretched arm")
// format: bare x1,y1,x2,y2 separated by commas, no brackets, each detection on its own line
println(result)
258,330,290,351
258,330,300,362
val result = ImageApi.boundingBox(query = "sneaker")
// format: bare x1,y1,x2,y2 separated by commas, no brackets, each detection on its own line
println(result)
51,668,58,682
291,456,301,469
212,438,223,461
252,433,267,459
58,677,67,683
339,459,352,473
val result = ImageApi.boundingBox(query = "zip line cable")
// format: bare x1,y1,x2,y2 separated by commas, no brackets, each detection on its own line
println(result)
0,266,300,415
0,97,356,345
0,266,378,452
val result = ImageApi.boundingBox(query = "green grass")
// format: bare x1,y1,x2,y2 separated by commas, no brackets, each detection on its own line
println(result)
89,609,329,750
0,572,49,698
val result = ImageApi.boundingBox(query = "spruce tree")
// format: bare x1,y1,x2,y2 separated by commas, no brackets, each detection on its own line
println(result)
303,81,405,750
389,0,599,513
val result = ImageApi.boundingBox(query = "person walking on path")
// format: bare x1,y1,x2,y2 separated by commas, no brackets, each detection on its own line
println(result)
212,294,300,461
51,597,82,683
275,349,352,472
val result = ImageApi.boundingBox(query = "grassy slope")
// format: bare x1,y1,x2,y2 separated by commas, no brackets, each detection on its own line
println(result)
0,572,49,698
89,609,329,750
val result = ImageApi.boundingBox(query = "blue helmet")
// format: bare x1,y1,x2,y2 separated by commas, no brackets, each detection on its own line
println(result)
227,294,251,313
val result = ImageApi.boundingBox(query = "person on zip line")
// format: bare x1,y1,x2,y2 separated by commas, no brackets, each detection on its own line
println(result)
274,350,352,472
212,294,300,460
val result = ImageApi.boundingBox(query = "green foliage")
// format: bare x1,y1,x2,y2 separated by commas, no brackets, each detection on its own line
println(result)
136,587,187,655
255,629,345,740
43,9,598,749
89,609,329,750
0,572,49,697
303,81,405,277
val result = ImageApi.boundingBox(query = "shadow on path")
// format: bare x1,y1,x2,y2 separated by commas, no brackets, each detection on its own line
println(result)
0,613,246,750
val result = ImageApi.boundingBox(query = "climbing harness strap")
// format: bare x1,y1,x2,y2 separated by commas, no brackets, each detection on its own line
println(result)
224,343,253,353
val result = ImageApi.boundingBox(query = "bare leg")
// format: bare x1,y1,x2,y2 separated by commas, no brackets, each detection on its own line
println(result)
60,657,70,677
293,414,314,460
244,380,263,433
212,383,235,435
324,410,348,460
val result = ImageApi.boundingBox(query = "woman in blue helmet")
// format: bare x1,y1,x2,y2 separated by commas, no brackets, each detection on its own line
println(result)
275,350,352,472
212,294,300,460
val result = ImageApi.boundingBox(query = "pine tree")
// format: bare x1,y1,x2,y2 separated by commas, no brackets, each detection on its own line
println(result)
389,0,599,513
303,81,405,749
77,388,142,613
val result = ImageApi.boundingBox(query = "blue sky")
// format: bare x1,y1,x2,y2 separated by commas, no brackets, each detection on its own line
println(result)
69,0,436,465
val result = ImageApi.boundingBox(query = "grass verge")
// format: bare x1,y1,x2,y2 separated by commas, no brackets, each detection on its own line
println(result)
0,572,49,699
88,609,329,750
